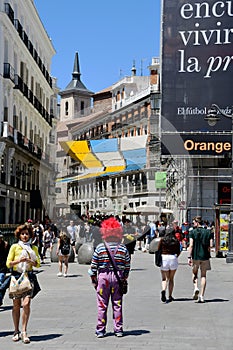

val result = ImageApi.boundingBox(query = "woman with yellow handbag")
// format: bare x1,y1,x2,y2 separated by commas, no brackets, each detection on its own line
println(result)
6,223,41,344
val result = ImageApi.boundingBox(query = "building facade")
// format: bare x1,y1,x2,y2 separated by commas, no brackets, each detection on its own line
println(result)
0,0,58,224
56,56,169,223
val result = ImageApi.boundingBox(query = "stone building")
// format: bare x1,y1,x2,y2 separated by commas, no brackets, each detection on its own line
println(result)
56,56,168,223
0,0,58,224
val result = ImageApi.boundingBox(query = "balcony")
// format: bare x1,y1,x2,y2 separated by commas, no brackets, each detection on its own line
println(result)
22,31,28,47
1,122,51,163
13,77,52,126
3,63,15,82
14,74,23,92
4,3,14,24
14,19,23,38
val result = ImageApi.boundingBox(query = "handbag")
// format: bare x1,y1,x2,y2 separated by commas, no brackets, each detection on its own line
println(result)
104,242,128,295
9,272,32,298
155,248,162,267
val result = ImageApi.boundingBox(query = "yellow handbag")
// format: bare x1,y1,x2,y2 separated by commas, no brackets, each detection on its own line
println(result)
9,272,32,298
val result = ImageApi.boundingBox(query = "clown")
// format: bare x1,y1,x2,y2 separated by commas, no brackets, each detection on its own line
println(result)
88,216,131,338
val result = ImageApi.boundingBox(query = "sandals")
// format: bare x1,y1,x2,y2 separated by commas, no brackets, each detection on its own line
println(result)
21,331,30,344
12,331,21,342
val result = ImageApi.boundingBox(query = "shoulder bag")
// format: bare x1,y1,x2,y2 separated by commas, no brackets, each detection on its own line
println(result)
155,248,162,267
9,272,32,298
104,242,128,295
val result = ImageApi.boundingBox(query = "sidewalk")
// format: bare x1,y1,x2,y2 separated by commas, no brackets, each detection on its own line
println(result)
1,248,233,350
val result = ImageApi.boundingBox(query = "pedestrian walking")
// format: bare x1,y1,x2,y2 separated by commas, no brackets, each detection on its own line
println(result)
157,227,181,303
56,232,71,277
122,219,137,256
42,225,53,261
91,221,102,250
88,217,131,338
33,223,44,262
6,223,41,343
188,216,214,303
67,220,78,256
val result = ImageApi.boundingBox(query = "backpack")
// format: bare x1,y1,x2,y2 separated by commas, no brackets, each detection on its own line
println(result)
61,241,70,255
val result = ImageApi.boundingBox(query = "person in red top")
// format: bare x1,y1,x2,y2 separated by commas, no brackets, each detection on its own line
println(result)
173,220,183,251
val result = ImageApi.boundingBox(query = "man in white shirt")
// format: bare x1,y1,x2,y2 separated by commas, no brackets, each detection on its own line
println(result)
67,220,78,255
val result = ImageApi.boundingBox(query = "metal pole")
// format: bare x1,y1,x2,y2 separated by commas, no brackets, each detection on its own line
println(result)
226,117,233,263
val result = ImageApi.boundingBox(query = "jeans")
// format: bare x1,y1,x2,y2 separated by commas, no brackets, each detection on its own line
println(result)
0,272,5,287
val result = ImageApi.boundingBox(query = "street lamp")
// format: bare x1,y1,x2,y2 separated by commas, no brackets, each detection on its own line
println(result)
206,103,233,263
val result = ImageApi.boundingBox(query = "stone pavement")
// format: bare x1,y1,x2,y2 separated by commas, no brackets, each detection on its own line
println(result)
1,248,233,350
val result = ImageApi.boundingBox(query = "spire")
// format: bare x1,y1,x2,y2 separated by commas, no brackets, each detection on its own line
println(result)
72,52,81,81
63,51,93,94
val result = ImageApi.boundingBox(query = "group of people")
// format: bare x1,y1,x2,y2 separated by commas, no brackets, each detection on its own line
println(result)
157,216,214,304
0,214,214,342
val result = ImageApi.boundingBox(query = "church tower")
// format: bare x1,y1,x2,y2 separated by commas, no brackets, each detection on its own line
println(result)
59,52,93,121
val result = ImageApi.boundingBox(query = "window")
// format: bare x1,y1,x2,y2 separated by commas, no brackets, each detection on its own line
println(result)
13,106,17,129
4,107,8,122
24,117,28,137
65,101,69,116
81,101,84,115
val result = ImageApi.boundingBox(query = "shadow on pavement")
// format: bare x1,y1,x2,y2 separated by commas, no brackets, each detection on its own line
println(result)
0,305,12,312
0,331,12,337
66,274,83,278
107,329,150,337
171,297,193,302
173,297,229,303
30,333,62,342
204,298,229,303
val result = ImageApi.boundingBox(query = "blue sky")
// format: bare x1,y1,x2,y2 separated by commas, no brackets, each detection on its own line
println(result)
34,0,161,93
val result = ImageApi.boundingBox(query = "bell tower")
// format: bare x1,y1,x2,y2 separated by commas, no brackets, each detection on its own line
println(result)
59,52,93,121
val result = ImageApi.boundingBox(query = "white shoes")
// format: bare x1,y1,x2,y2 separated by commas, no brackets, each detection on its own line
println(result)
198,295,205,303
57,272,68,277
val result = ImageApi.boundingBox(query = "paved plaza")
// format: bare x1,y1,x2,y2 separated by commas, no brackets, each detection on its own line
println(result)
0,248,233,350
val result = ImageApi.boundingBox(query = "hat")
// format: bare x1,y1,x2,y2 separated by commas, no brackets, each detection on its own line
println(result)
100,217,123,241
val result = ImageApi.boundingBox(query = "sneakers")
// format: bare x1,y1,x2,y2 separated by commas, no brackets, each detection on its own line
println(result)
95,331,105,338
63,273,68,278
168,296,174,302
161,290,166,303
198,295,205,303
57,272,63,277
192,288,199,300
115,332,123,337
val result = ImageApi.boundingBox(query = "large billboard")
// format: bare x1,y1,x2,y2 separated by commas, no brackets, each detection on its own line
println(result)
161,0,233,155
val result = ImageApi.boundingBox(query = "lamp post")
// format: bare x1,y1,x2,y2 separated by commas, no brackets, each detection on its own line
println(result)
205,103,233,263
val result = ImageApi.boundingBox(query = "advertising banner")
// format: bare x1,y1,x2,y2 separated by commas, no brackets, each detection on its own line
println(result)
161,0,233,155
